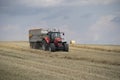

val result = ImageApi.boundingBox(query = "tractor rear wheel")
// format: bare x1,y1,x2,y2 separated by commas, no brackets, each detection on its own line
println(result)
49,43,55,52
33,42,39,49
64,43,69,52
30,42,33,48
42,40,47,51
33,42,36,49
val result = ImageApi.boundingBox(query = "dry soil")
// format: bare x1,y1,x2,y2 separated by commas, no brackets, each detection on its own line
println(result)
0,42,120,80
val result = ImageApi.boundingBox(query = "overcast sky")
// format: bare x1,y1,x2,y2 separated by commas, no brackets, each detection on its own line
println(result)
0,0,120,44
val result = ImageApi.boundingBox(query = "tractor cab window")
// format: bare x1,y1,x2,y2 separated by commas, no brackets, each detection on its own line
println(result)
49,32,61,40
54,32,61,38
51,32,60,39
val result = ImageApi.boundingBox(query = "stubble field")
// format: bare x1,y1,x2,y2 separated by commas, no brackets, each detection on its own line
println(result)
0,41,120,80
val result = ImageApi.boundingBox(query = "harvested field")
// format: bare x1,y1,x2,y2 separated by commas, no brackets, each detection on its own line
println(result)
0,41,120,80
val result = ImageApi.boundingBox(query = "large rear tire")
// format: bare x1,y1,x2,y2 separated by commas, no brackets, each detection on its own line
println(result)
64,43,69,52
30,42,33,48
33,42,39,49
33,42,36,49
49,43,56,52
42,40,47,51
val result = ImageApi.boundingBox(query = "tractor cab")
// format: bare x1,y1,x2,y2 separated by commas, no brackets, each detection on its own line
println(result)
47,32,62,42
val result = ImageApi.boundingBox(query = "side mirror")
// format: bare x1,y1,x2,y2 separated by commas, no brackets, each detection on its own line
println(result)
63,33,64,35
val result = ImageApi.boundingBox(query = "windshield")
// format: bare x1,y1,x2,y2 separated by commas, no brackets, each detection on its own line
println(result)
50,32,61,40
54,32,61,38
52,32,61,38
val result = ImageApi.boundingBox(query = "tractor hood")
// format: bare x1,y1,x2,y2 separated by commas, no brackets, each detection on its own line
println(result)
54,37,62,43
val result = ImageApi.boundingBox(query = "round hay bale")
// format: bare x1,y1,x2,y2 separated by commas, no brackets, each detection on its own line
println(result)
70,40,76,44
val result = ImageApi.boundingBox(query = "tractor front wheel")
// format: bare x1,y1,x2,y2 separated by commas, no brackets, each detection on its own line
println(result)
64,43,69,52
49,43,55,52
42,40,47,51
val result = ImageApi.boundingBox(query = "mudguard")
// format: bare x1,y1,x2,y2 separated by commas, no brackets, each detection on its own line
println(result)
44,37,50,44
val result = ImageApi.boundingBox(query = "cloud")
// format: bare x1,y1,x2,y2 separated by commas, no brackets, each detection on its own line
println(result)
19,0,63,8
87,15,120,44
111,16,120,23
0,0,63,8
0,22,48,41
22,0,120,7
0,25,24,41
0,0,120,44
0,0,119,8
75,0,118,5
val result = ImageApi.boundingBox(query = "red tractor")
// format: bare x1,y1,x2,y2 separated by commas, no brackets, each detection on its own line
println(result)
29,29,69,52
